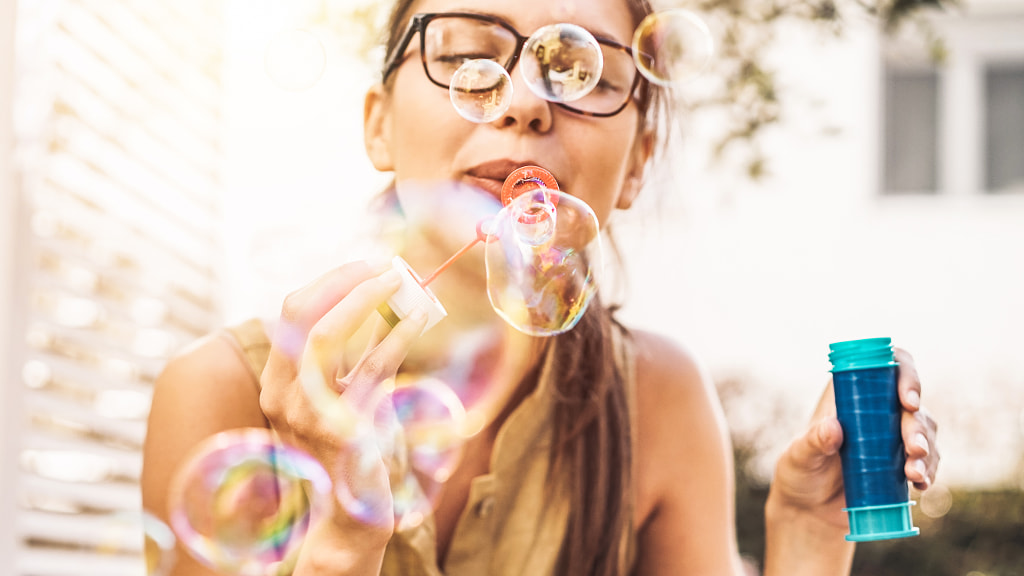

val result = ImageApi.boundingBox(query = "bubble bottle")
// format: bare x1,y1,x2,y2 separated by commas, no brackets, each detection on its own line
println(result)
828,337,920,541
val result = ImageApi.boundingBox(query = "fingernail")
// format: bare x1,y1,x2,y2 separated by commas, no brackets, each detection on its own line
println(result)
379,269,402,287
409,308,427,323
906,390,921,409
913,433,930,454
913,458,927,478
367,258,394,275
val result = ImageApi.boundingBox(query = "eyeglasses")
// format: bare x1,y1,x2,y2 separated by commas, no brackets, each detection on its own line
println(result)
382,12,644,118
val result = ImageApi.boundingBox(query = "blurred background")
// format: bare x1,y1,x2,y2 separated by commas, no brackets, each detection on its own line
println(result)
0,0,1021,575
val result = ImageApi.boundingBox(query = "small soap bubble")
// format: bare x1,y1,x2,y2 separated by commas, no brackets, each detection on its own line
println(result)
96,511,176,576
632,9,713,86
167,429,331,576
142,512,178,576
265,29,326,91
449,59,514,123
511,192,558,248
520,23,604,103
920,483,953,518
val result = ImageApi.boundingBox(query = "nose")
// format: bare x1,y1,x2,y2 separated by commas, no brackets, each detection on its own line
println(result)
495,64,554,133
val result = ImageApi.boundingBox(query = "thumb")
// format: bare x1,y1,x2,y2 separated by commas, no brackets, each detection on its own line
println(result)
787,417,844,472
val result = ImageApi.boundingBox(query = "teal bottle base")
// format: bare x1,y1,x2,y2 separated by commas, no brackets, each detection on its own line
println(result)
844,501,919,542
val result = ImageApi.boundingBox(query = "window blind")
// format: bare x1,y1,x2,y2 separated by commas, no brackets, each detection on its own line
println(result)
11,0,225,574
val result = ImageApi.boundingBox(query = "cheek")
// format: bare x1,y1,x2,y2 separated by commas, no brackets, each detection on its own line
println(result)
567,122,637,220
388,75,468,175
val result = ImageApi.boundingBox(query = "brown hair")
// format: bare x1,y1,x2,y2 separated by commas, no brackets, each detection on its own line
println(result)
380,2,662,574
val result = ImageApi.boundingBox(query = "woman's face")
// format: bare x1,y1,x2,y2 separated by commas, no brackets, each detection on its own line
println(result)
364,0,648,228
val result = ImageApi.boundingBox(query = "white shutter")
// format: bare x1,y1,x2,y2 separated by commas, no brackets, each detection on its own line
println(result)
9,0,225,574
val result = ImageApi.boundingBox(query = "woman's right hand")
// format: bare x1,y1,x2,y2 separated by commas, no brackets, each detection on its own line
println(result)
257,261,427,562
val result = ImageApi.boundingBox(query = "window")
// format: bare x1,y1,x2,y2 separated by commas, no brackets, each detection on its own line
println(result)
883,66,942,194
984,62,1024,193
7,0,225,574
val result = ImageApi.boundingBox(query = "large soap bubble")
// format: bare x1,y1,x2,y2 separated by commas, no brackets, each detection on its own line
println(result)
520,23,604,103
167,429,331,576
484,188,603,336
632,9,713,86
450,59,514,123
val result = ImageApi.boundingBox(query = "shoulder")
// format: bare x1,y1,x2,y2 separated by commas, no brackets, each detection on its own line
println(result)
629,329,724,436
142,328,269,492
628,329,732,525
157,328,262,400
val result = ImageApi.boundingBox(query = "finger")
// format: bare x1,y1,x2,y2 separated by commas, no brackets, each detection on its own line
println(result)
905,457,930,490
362,316,394,358
282,261,385,331
894,347,921,412
783,417,845,473
901,410,931,460
348,309,429,395
904,407,939,490
810,378,838,422
304,269,405,385
269,261,385,368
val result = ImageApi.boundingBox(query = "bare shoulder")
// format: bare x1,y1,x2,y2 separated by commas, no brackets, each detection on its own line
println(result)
149,330,267,428
629,329,732,527
141,330,268,522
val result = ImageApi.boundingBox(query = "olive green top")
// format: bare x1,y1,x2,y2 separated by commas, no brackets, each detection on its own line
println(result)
223,317,637,575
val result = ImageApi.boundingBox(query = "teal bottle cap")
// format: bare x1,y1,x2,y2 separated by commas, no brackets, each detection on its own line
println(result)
843,501,919,542
828,337,897,373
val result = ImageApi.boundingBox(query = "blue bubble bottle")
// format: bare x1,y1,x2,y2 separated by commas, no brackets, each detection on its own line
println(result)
829,337,919,542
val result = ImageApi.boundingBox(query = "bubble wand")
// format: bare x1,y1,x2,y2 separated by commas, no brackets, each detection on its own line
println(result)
377,166,559,331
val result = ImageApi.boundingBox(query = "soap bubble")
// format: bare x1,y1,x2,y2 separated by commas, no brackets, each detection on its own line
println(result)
142,512,178,576
333,375,468,529
265,29,326,91
332,382,435,530
920,483,953,518
167,428,331,576
96,511,176,576
485,188,603,336
391,375,468,483
520,23,604,103
450,59,514,123
632,9,713,86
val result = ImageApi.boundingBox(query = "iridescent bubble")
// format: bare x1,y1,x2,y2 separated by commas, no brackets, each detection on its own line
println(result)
264,29,326,91
167,428,331,576
333,384,429,529
520,23,604,103
391,375,468,483
920,483,953,518
96,511,176,576
632,9,714,86
333,376,467,530
485,188,603,336
449,59,514,123
143,512,178,576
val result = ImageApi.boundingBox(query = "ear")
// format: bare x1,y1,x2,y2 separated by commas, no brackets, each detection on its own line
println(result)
364,83,395,172
616,130,654,211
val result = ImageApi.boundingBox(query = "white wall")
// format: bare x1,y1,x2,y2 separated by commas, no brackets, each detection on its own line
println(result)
616,12,1024,487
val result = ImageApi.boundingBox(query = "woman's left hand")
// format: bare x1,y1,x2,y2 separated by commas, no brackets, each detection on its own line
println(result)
768,347,940,528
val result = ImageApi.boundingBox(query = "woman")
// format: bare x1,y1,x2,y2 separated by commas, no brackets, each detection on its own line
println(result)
141,0,940,574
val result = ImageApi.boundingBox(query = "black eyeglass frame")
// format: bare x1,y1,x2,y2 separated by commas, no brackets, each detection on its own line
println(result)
381,12,646,118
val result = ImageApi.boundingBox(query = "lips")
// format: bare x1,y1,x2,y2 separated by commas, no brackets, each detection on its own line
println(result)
463,159,554,200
